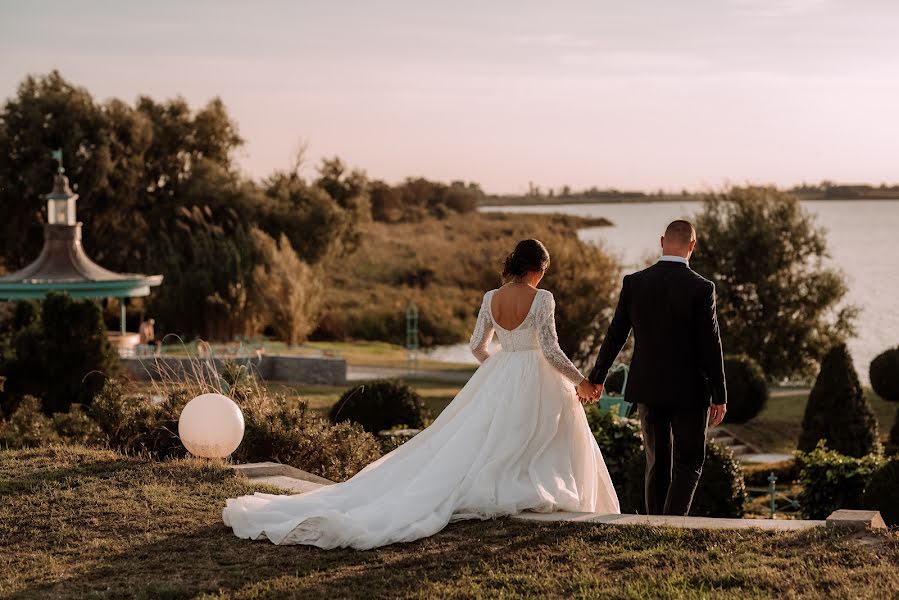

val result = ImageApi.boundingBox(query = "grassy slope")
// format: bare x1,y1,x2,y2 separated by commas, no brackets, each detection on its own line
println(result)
319,211,613,347
2,446,897,600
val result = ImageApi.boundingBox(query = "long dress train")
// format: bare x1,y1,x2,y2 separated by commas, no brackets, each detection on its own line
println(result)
223,288,619,549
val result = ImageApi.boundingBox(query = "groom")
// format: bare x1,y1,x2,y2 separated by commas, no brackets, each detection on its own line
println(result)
577,220,727,516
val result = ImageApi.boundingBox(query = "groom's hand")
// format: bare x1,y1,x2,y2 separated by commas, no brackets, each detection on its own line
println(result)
576,379,601,404
709,404,727,428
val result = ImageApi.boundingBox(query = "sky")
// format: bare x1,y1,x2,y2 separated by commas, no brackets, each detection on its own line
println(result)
2,0,898,194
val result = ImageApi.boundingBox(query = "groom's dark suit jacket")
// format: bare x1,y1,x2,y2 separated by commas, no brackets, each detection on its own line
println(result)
588,261,727,409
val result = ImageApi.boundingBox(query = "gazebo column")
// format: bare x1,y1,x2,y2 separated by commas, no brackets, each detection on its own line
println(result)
120,298,126,335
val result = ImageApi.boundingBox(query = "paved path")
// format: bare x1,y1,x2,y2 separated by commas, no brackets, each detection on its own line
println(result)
347,366,474,383
514,511,823,531
232,463,830,532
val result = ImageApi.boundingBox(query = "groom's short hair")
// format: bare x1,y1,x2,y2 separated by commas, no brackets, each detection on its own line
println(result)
664,220,696,246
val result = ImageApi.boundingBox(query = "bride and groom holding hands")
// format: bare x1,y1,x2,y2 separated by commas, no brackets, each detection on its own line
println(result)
223,219,728,549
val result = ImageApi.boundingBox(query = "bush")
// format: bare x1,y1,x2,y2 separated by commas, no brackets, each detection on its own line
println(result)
798,344,879,458
91,373,382,482
234,392,381,483
584,407,644,513
329,379,428,433
870,346,899,456
797,441,884,520
0,396,60,448
863,459,899,526
91,380,189,459
0,395,104,448
585,407,746,516
889,416,899,457
870,346,899,402
691,442,747,518
722,355,768,424
0,293,118,416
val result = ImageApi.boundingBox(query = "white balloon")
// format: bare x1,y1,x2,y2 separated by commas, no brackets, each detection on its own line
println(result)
179,393,245,458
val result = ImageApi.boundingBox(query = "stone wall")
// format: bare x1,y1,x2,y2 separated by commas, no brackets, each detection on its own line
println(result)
120,355,346,386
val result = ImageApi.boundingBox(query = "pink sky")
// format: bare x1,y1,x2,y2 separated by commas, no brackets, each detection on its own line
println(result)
2,1,898,194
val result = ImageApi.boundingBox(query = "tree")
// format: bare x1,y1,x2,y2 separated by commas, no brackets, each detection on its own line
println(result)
798,344,878,458
0,72,364,340
542,235,622,366
250,229,324,346
690,187,856,380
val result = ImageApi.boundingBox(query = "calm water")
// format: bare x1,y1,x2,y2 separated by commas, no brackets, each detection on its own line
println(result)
475,201,899,383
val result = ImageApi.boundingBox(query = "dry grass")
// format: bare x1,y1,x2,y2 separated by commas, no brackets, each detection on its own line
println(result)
2,446,898,599
319,211,613,347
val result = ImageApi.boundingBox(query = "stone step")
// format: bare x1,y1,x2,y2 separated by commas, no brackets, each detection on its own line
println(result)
514,511,824,530
714,436,736,446
230,462,335,485
729,444,750,456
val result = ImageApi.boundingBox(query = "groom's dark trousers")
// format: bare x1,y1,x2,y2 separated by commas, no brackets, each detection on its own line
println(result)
588,261,727,516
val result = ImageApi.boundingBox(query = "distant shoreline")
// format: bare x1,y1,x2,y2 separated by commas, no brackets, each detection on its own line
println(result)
481,195,899,207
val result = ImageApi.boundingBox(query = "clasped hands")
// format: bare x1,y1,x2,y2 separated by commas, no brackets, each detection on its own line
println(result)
576,378,602,405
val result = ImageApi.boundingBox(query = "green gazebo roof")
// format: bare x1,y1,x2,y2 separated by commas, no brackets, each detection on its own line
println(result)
0,223,162,299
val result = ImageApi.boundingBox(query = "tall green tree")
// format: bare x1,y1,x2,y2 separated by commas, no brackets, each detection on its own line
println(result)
0,72,365,340
690,187,856,380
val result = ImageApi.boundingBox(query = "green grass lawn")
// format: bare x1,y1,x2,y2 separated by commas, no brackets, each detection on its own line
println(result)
161,339,476,372
2,446,897,599
265,378,464,419
726,388,896,454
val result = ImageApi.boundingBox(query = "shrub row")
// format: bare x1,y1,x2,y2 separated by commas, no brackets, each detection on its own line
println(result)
584,406,746,518
797,441,897,525
0,371,382,483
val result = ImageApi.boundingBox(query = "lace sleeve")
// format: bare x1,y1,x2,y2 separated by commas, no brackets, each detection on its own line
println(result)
536,291,586,385
469,292,495,363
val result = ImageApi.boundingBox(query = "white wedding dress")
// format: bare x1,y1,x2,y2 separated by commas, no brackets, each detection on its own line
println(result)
223,289,620,549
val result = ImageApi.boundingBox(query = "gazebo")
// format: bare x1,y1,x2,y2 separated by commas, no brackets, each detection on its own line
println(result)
0,151,162,351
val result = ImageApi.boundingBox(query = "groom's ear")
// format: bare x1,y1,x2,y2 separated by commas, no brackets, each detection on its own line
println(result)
689,239,697,253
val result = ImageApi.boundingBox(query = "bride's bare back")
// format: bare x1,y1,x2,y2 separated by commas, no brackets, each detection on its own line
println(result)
490,283,539,331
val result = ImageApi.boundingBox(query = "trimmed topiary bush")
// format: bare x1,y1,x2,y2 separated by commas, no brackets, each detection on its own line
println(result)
798,344,879,458
870,346,899,402
797,441,884,520
722,355,768,424
329,379,428,433
863,459,899,526
691,441,747,518
870,346,899,456
0,293,118,416
584,406,644,513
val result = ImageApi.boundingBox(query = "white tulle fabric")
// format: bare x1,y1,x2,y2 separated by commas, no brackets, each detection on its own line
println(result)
223,288,620,549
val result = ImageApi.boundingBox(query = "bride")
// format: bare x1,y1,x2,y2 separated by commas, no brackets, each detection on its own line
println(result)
223,239,620,549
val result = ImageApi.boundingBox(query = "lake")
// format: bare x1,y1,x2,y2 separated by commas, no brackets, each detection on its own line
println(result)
471,200,899,384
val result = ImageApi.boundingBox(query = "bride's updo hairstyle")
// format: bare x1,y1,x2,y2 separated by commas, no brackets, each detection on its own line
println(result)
502,239,550,281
